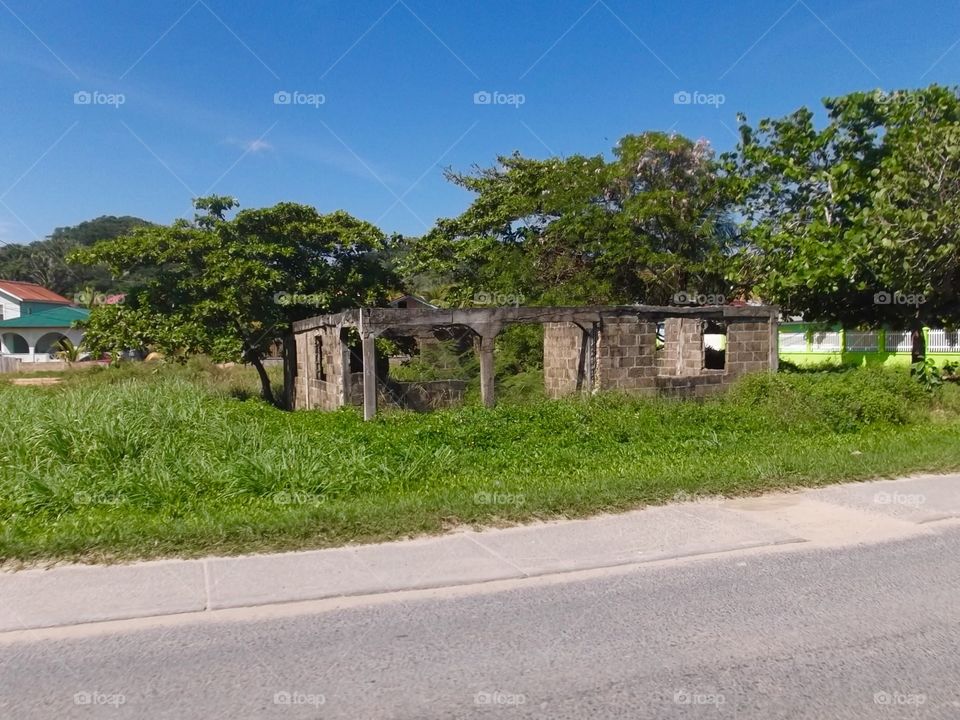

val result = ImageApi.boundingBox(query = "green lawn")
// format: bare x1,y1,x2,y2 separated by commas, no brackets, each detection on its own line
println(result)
2,362,960,565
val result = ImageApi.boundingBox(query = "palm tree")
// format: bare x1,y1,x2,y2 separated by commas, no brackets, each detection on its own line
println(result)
55,338,84,363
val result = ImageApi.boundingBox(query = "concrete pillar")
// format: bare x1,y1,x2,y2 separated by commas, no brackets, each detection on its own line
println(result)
361,332,377,421
581,324,597,394
478,335,495,408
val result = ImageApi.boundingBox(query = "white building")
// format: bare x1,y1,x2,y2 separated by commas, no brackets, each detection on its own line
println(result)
0,281,88,363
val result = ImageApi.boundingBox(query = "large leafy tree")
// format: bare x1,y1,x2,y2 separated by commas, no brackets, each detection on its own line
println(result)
730,85,960,360
403,132,737,306
71,197,393,404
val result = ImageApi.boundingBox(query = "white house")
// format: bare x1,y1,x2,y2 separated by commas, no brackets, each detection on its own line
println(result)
0,281,88,363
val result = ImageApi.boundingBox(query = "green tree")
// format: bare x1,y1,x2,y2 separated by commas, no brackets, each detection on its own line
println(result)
71,197,394,405
730,85,960,360
403,131,737,306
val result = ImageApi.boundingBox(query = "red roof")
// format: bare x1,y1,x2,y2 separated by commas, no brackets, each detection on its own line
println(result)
0,280,73,304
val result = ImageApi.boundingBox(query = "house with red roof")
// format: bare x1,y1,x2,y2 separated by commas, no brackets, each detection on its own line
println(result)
0,281,89,363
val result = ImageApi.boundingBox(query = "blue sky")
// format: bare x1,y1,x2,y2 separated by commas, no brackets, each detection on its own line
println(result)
1,0,959,244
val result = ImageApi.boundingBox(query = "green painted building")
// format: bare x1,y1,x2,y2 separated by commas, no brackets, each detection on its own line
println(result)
778,323,960,367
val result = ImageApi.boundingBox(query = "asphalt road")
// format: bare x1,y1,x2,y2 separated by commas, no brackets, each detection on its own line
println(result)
3,526,960,719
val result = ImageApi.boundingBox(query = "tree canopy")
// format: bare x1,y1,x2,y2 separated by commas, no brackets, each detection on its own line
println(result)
729,85,960,358
402,131,738,306
70,197,394,404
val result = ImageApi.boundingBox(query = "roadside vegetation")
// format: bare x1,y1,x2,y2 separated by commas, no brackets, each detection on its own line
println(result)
2,363,959,565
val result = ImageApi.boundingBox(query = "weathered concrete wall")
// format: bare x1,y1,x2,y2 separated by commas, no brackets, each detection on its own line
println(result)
726,319,776,376
659,317,705,376
595,317,658,393
543,322,586,399
293,325,348,411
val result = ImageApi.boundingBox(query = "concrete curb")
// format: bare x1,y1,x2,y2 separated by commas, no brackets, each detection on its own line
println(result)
2,474,958,633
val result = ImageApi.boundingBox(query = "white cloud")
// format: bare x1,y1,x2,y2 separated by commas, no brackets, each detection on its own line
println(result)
243,139,273,153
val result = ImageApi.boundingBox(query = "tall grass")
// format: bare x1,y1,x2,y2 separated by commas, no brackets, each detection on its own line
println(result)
1,364,959,564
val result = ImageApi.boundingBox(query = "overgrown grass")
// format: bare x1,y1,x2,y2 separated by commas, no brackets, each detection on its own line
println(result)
2,364,959,565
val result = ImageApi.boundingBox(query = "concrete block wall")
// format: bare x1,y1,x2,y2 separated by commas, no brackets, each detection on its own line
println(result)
658,317,705,376
293,326,347,410
595,317,658,393
543,322,586,399
726,320,774,377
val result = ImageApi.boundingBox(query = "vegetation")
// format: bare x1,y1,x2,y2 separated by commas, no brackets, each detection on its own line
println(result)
2,365,958,565
0,215,152,297
401,132,736,306
730,85,960,361
70,196,395,405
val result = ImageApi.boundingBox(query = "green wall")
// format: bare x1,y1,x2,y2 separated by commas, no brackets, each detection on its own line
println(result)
778,324,960,368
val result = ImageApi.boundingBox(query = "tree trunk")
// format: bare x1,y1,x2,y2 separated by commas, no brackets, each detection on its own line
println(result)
910,317,926,365
247,351,277,406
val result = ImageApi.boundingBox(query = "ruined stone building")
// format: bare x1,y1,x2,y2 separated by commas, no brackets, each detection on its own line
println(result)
286,304,779,419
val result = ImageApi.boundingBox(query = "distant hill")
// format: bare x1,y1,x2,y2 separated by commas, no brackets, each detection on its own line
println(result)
0,215,153,299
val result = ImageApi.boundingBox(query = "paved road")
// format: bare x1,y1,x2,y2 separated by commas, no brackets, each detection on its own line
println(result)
3,525,960,719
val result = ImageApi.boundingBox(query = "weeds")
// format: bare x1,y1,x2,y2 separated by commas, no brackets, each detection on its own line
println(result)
1,364,958,564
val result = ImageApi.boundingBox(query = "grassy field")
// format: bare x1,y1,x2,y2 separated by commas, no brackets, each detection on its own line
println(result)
2,361,960,565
